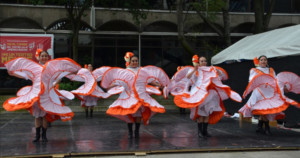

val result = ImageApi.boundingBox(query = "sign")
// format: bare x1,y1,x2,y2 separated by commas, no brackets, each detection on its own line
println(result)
0,34,54,68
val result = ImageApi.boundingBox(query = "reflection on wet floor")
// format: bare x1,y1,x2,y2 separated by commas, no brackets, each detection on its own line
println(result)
0,111,300,157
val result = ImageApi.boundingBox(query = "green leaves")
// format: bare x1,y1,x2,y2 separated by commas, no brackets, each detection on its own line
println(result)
59,80,83,91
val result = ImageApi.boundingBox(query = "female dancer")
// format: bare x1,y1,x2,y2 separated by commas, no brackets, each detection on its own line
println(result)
239,55,300,135
173,55,242,137
188,56,220,137
32,50,50,142
4,49,82,142
188,56,213,137
6,49,51,142
68,64,112,119
82,64,98,118
101,52,169,139
126,54,142,138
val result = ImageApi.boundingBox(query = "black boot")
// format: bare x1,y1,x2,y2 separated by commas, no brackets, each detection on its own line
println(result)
135,123,140,139
42,127,48,142
256,120,264,134
203,123,211,137
127,123,133,139
32,127,41,142
90,109,93,118
264,121,272,135
85,109,88,118
197,123,204,138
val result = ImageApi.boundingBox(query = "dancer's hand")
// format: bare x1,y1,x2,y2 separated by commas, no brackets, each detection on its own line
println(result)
284,85,289,93
150,81,161,88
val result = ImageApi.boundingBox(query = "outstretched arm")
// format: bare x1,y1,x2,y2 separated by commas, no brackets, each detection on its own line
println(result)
8,71,26,80
53,79,61,87
187,65,198,79
107,82,117,90
150,81,162,88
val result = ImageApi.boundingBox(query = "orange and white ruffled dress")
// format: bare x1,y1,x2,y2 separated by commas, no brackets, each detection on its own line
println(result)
101,66,170,125
239,67,300,121
173,66,242,124
3,57,84,122
163,66,194,99
67,66,112,107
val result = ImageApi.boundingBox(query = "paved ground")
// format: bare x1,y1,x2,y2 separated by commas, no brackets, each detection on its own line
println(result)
95,150,300,158
0,111,300,157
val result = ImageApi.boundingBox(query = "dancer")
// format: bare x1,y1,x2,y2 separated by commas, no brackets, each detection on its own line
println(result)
30,50,50,142
239,55,300,135
68,64,112,118
81,64,98,118
173,55,242,137
101,52,169,139
4,49,83,142
188,56,216,137
125,53,142,138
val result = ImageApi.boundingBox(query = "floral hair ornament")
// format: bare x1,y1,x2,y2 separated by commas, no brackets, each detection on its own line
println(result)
124,52,134,67
192,55,199,66
35,49,43,60
177,66,182,71
253,57,259,67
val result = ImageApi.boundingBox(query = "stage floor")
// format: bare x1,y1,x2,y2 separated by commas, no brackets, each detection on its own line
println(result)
0,111,300,157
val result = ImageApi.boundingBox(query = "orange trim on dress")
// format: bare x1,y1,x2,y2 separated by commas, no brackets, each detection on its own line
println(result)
245,67,291,116
252,102,289,115
3,97,38,111
214,66,229,79
208,98,225,124
106,101,142,115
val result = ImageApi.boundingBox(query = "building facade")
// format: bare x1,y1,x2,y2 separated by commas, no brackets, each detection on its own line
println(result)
0,1,299,89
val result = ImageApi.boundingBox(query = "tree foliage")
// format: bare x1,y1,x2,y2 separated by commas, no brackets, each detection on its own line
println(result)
176,0,230,57
254,0,276,33
190,0,230,46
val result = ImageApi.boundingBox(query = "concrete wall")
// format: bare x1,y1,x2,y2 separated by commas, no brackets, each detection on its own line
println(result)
1,4,299,32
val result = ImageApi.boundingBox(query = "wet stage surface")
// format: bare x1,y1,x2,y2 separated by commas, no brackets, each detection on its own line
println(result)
1,111,300,157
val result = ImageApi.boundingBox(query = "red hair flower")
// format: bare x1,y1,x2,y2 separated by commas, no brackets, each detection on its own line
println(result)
124,52,134,67
253,57,259,67
192,55,199,66
35,49,43,60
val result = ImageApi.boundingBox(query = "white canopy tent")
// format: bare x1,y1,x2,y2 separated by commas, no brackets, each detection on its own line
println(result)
211,24,300,65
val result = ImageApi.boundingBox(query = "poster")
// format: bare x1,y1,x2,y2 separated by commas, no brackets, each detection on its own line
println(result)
0,34,54,68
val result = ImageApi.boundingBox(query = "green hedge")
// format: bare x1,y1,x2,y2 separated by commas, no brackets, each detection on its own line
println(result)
59,79,83,91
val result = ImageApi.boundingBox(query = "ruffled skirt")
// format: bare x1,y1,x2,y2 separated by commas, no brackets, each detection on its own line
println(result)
32,102,46,118
81,96,98,107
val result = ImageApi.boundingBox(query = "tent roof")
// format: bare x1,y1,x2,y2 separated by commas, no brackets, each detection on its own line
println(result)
211,25,300,65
